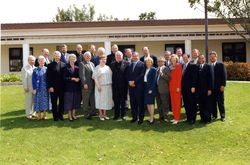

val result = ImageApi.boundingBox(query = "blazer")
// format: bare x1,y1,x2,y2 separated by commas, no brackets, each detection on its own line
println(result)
79,61,95,90
47,61,66,90
169,64,182,92
182,62,198,93
157,66,171,94
127,60,145,89
110,60,129,90
91,54,99,66
21,64,36,92
63,64,81,92
197,63,213,95
140,55,158,68
145,67,157,95
212,61,227,91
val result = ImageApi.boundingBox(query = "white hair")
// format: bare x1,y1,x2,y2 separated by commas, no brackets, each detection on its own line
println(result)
68,54,77,60
54,51,61,57
38,55,46,62
27,55,36,61
84,51,91,57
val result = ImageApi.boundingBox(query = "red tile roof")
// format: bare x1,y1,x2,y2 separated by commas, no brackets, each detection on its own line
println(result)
0,19,238,30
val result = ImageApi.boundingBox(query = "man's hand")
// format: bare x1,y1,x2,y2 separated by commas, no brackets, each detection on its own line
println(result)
220,86,225,92
49,87,54,93
191,87,195,93
84,84,88,90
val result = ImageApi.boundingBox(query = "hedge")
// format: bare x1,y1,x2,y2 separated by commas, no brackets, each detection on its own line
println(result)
0,74,22,82
224,62,250,81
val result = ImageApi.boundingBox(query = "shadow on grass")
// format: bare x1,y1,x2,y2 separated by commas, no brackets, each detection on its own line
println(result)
1,109,24,117
0,109,209,133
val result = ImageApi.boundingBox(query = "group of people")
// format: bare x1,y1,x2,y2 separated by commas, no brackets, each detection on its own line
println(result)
21,43,227,125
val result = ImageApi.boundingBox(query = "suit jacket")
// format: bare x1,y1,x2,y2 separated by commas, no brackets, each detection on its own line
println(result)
197,63,213,95
157,66,171,94
79,61,95,90
140,55,158,68
212,61,227,91
127,60,145,90
110,60,129,91
107,53,115,67
47,61,66,91
75,52,84,66
63,64,81,92
91,54,99,66
145,67,157,95
182,62,198,93
60,52,70,64
21,64,36,92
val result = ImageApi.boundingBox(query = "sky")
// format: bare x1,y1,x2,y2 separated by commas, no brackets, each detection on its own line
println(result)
0,0,216,23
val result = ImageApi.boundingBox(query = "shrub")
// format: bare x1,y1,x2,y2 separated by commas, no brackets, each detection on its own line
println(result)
0,74,22,82
224,62,250,81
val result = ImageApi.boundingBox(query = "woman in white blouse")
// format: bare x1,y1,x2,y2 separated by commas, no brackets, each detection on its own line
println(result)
92,54,113,120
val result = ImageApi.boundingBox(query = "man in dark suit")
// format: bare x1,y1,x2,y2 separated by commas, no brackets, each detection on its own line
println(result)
110,51,130,120
140,46,158,68
35,48,51,67
47,51,66,121
79,51,96,120
124,48,133,63
107,44,118,67
60,44,70,64
182,54,198,124
89,44,99,66
75,44,84,66
164,50,172,66
127,51,145,124
197,54,213,124
209,51,227,122
156,57,171,122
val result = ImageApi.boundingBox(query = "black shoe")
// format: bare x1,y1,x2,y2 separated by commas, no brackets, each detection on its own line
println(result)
85,116,92,120
189,120,195,125
221,118,225,122
149,119,155,125
113,117,119,120
53,118,59,121
212,116,217,120
121,117,126,121
138,120,143,125
58,116,64,121
130,119,137,123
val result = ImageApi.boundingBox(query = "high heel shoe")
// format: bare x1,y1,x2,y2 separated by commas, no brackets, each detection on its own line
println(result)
149,119,155,125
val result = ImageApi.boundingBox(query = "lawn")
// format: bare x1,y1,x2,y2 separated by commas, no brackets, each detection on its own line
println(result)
0,82,250,165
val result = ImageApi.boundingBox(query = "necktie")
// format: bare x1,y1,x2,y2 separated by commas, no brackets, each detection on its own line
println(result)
183,64,187,74
132,62,136,72
157,68,160,84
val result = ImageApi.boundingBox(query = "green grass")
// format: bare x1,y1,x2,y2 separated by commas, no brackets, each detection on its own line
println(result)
1,82,250,164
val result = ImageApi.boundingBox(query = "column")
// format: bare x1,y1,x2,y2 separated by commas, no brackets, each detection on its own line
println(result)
104,40,111,55
22,42,30,67
185,39,192,55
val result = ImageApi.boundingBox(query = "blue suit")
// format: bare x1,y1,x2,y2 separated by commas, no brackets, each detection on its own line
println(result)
144,67,157,105
127,60,145,122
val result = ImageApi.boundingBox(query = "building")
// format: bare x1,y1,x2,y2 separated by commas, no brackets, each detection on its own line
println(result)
1,19,249,73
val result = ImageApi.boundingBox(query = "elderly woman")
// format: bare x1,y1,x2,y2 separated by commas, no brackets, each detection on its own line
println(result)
144,57,157,124
32,55,50,120
169,54,182,124
21,55,36,119
92,54,113,121
63,54,81,121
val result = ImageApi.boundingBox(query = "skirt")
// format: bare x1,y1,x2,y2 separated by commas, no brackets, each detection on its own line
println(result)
95,84,113,110
64,91,81,111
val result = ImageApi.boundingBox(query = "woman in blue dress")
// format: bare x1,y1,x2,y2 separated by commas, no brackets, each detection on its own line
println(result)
32,56,49,120
144,57,157,124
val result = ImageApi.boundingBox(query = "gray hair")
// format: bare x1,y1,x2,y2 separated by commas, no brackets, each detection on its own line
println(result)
54,51,61,57
84,51,91,57
38,55,46,62
115,51,123,57
68,54,77,61
27,55,36,61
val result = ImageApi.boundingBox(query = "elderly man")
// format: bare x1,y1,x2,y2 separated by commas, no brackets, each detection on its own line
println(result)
21,55,36,119
75,44,84,65
35,48,51,67
164,50,172,66
60,44,70,63
47,51,66,121
89,44,99,66
110,51,130,120
124,48,133,63
140,46,158,68
190,49,200,64
175,47,184,64
107,44,119,66
156,57,171,122
79,51,96,120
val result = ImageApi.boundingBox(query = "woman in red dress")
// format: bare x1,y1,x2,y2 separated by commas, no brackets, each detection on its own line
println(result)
169,54,182,124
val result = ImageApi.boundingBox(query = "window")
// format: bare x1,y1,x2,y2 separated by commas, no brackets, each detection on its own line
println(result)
165,44,185,54
222,42,246,62
9,47,33,72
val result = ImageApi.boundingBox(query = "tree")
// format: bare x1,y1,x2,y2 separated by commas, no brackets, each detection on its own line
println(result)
189,0,250,42
54,4,95,22
139,12,156,20
97,14,119,21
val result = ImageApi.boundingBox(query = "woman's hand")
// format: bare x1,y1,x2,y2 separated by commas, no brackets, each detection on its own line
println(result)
148,90,152,94
84,84,88,90
32,90,36,95
176,88,180,93
97,86,102,92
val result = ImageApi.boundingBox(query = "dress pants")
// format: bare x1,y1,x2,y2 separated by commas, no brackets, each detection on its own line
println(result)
25,91,34,116
198,94,212,122
211,91,225,119
170,90,181,121
129,87,145,121
82,88,96,117
156,92,170,119
182,91,197,122
50,89,64,120
113,87,126,119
